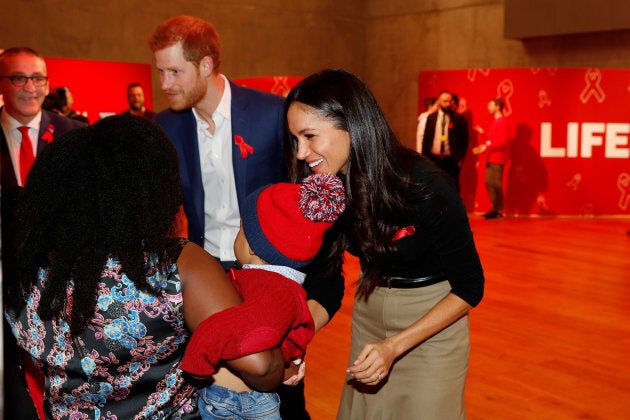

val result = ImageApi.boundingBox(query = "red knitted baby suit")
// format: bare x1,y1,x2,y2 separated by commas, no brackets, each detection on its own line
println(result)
232,269,315,362
180,268,314,378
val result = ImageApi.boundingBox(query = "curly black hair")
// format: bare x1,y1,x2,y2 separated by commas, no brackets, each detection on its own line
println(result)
7,115,183,337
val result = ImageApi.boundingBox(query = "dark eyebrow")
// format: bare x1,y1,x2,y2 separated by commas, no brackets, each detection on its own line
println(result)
295,127,317,136
10,72,46,76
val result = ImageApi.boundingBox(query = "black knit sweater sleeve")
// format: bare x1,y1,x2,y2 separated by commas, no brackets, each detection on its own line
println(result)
399,160,484,306
301,226,345,320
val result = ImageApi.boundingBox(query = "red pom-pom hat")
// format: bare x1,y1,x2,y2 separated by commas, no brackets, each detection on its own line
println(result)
241,173,346,269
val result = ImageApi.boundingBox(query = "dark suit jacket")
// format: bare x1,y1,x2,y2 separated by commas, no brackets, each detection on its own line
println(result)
422,111,469,164
1,108,87,256
120,109,156,120
154,80,287,247
1,108,86,420
1,108,87,189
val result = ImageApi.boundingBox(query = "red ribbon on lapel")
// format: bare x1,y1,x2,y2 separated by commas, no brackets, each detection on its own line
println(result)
392,226,416,242
41,124,55,143
234,134,254,159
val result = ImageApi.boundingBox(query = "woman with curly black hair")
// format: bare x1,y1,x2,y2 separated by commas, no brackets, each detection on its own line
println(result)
4,115,285,419
283,69,485,419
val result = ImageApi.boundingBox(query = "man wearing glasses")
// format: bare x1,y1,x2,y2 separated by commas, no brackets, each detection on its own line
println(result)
0,47,86,189
0,47,86,420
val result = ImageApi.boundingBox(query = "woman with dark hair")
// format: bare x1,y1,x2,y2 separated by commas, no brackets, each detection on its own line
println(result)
4,115,285,418
283,69,484,419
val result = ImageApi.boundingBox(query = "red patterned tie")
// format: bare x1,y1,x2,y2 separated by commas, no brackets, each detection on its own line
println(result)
18,126,35,185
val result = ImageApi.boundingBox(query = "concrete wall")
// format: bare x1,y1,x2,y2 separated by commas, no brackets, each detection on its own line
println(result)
2,0,630,147
363,0,630,147
504,0,630,38
1,0,364,114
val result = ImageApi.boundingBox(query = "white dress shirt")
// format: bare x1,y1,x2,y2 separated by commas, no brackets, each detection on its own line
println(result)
1,108,41,186
194,75,240,261
432,109,451,156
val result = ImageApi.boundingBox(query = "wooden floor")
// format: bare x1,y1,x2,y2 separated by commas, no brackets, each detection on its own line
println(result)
303,216,630,419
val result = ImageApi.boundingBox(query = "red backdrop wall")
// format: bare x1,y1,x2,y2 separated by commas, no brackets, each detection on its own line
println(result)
419,68,630,216
45,57,153,124
41,61,628,216
233,76,303,97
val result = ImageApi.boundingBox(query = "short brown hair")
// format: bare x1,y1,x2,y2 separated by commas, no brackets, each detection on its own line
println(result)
0,47,45,72
147,15,221,72
492,97,505,111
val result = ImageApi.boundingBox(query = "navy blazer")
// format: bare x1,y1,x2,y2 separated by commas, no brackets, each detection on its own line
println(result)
0,108,87,281
0,108,87,189
1,109,86,420
154,81,287,247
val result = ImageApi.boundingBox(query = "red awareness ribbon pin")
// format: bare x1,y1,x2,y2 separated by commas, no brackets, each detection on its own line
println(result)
41,124,55,143
234,134,254,159
392,226,416,242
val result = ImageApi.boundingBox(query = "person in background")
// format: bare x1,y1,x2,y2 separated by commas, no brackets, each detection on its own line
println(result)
473,97,510,219
0,48,4,106
42,90,63,114
451,92,460,112
54,86,89,124
0,46,87,420
421,90,470,191
283,69,484,419
416,96,437,152
120,82,155,119
0,49,86,190
183,173,345,419
148,15,338,419
5,115,287,418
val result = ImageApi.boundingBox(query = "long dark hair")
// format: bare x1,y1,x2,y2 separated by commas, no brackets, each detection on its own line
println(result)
7,115,183,336
283,69,429,298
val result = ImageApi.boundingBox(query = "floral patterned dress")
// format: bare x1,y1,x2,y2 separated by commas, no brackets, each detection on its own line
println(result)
5,244,199,419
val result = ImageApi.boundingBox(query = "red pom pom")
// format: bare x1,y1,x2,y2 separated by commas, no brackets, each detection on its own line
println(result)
298,174,346,222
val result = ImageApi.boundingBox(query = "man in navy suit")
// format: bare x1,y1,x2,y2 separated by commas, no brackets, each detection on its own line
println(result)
149,16,323,419
0,46,87,420
149,15,286,269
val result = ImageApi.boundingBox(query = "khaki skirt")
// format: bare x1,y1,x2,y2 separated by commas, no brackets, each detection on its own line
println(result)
337,280,470,420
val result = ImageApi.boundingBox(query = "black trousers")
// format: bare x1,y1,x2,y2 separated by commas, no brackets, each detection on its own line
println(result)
3,187,39,419
3,320,38,420
277,382,310,420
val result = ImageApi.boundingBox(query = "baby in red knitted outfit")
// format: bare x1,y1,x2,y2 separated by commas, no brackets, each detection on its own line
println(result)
181,173,346,420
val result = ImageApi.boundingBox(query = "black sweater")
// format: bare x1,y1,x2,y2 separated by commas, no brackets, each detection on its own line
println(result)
305,158,484,319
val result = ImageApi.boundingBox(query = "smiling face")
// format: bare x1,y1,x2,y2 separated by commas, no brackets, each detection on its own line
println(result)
154,42,207,111
0,52,49,124
287,102,351,175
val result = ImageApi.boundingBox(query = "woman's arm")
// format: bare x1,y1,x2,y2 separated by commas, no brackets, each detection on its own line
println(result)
348,163,483,384
178,242,284,391
346,293,471,384
307,299,330,333
302,227,346,332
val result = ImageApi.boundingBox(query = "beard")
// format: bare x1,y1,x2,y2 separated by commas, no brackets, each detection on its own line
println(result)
168,78,207,111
